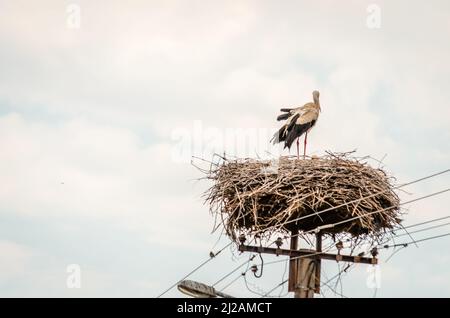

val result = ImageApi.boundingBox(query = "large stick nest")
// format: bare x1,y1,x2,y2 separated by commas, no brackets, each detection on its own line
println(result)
202,152,401,244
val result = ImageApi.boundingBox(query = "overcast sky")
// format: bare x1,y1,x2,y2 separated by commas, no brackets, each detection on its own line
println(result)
0,0,449,297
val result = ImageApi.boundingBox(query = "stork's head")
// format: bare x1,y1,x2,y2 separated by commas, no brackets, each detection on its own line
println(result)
312,90,320,99
312,90,320,109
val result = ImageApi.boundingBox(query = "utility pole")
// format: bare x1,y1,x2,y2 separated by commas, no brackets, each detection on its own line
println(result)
288,231,298,293
288,230,316,298
238,232,377,298
294,257,315,298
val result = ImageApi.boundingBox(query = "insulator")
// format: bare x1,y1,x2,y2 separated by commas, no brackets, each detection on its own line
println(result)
371,247,379,257
275,237,283,248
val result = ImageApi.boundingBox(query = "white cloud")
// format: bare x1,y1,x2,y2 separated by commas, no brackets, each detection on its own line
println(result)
0,240,32,281
0,113,214,250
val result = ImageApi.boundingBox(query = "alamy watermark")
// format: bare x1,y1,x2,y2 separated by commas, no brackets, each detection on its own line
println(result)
66,4,81,29
366,265,381,289
366,4,381,29
171,120,284,163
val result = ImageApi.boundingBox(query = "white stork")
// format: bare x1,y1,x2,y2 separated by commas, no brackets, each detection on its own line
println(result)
271,90,321,158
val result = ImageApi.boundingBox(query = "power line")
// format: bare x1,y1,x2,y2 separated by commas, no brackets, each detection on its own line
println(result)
156,241,232,298
376,215,450,244
321,280,349,298
401,215,450,231
247,251,323,297
380,231,450,249
257,260,290,298
319,264,354,298
243,274,270,297
264,251,322,266
260,279,288,298
220,271,246,292
326,214,450,249
264,242,336,266
321,264,349,299
320,264,352,287
219,254,256,292
259,240,348,297
211,237,258,289
384,245,408,263
278,259,289,297
219,250,259,294
213,254,256,287
376,217,450,247
392,221,450,238
242,254,272,297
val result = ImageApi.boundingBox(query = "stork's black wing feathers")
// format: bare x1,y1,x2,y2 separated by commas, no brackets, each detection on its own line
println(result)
271,113,300,144
277,113,290,121
277,108,295,121
286,113,300,131
284,119,316,149
271,125,286,144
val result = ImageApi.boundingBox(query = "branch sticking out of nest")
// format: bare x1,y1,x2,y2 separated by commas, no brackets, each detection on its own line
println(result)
201,152,402,245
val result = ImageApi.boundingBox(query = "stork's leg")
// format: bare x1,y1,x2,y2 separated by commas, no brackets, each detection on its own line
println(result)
303,132,308,159
296,137,300,159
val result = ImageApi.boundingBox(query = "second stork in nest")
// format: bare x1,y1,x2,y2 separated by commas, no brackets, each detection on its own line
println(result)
272,90,321,159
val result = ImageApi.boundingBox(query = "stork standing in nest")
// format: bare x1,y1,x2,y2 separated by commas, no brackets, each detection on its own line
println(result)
271,90,321,159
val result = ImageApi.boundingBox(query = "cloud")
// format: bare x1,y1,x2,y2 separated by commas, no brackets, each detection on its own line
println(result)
0,113,214,251
0,240,32,281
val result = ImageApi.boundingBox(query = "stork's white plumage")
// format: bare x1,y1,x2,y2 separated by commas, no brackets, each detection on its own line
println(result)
271,90,321,158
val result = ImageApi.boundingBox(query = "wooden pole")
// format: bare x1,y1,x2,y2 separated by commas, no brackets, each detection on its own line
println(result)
238,244,376,264
288,231,298,293
288,231,315,298
295,257,315,298
314,232,322,293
